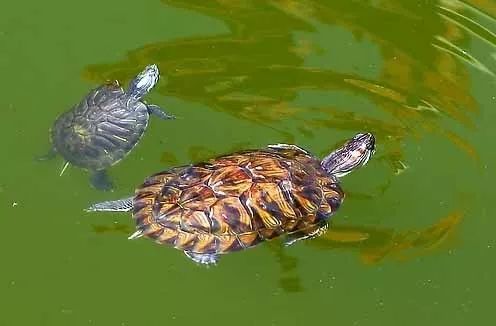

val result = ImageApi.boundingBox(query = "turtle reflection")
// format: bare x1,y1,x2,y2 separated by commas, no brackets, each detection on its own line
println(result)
92,208,463,292
83,0,483,173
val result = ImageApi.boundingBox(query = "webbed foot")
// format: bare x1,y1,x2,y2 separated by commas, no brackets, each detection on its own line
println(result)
36,147,57,161
284,221,329,247
184,251,219,266
147,104,175,120
90,170,113,191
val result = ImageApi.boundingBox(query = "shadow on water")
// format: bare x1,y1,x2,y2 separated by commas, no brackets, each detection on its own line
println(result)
83,0,493,292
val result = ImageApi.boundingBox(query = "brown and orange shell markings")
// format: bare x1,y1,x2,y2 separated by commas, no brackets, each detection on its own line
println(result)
132,145,344,254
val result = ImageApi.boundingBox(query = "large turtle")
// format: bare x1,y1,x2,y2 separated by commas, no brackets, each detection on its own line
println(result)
40,64,175,190
86,132,375,264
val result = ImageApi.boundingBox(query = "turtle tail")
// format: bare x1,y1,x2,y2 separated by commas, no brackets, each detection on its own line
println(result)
85,197,134,212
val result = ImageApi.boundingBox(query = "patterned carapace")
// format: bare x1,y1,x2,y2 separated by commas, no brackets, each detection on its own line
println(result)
86,133,376,265
131,145,344,254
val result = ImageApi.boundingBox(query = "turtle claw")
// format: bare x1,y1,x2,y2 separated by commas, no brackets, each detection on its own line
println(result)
128,230,144,240
184,251,219,266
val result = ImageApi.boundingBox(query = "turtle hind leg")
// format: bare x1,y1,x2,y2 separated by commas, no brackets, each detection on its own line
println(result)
36,146,57,161
90,170,113,191
184,251,220,266
147,104,176,120
284,221,329,247
85,197,134,212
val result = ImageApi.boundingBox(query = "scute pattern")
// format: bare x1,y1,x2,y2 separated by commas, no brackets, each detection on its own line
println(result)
131,145,344,255
51,81,150,170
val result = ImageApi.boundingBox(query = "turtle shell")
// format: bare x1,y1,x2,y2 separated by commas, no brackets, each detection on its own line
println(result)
131,144,344,255
51,81,149,171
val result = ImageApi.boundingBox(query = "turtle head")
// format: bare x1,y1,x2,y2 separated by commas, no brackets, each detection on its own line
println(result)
127,64,160,100
321,132,375,177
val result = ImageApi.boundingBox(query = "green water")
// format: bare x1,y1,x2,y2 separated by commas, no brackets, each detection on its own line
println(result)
1,0,495,325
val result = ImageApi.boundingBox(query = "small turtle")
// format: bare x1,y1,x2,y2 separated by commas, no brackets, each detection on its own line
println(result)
40,64,175,190
86,133,375,265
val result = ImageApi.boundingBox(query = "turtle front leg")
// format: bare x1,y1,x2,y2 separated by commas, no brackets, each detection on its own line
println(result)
147,104,175,120
284,221,329,247
89,170,113,191
184,251,220,266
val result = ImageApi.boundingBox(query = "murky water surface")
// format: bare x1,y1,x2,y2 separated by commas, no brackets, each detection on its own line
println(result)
1,1,495,325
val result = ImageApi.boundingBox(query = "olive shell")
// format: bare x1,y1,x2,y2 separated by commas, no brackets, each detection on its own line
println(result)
51,81,149,171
